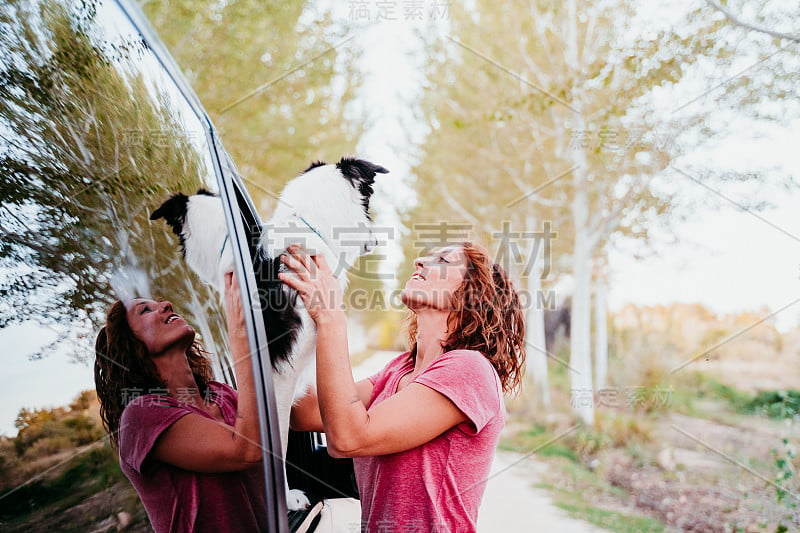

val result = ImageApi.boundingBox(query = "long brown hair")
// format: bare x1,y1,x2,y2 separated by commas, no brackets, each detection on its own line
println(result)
94,300,213,447
405,242,526,394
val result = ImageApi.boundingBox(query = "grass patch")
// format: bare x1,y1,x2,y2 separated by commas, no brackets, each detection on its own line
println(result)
534,455,663,533
501,412,653,467
537,444,580,462
684,373,800,420
502,414,665,531
668,372,755,417
700,379,753,412
499,423,580,463
555,500,665,533
557,457,628,499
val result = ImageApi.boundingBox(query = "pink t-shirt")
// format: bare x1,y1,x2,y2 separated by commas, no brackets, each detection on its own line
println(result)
118,381,267,533
353,350,506,533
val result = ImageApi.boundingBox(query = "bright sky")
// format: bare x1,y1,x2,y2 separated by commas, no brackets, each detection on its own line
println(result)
1,324,95,436
608,122,800,331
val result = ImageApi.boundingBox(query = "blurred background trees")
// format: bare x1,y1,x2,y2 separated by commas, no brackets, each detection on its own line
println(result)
142,0,363,213
405,0,798,425
5,0,791,417
3,0,797,426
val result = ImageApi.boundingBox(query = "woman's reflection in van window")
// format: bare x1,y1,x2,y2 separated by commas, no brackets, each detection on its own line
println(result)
94,273,266,533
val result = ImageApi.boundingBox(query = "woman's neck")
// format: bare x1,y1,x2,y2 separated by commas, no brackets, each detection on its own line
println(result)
151,346,204,402
413,308,450,373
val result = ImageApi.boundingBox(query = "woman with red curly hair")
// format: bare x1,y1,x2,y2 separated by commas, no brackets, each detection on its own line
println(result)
284,242,526,532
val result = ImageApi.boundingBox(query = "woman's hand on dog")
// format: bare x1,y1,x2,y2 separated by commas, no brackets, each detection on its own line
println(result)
223,272,247,340
278,244,344,324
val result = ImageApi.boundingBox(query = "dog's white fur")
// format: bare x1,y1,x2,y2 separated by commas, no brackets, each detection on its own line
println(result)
180,193,236,285
176,163,379,511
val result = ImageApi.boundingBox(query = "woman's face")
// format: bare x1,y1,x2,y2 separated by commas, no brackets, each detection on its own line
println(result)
125,298,195,356
401,246,469,311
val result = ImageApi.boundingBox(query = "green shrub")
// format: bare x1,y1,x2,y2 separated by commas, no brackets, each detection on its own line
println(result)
13,392,104,457
500,422,580,462
746,390,800,419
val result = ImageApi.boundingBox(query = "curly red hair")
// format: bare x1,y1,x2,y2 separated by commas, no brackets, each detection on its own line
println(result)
405,242,526,394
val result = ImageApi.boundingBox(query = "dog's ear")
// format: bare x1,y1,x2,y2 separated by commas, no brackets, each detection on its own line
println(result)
336,157,389,197
195,188,217,197
150,193,189,225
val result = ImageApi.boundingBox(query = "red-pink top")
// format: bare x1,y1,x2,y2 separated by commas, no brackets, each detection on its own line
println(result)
353,350,506,533
118,381,267,533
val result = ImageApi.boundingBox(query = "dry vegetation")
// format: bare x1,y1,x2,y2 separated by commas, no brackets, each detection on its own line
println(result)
0,391,150,532
503,302,800,533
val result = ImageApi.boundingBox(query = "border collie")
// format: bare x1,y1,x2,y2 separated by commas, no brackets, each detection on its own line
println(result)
150,157,388,510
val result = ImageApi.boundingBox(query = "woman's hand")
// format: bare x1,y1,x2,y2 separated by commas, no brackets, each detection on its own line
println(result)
223,271,246,340
278,244,344,324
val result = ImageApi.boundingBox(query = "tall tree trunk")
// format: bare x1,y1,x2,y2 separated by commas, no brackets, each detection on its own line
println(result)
565,0,594,427
525,214,550,407
594,268,608,391
571,183,595,426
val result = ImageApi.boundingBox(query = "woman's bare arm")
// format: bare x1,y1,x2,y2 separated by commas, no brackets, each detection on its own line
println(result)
290,378,374,432
312,314,467,458
151,272,263,472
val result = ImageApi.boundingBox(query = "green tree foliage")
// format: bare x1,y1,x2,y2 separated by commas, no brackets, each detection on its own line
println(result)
13,390,103,457
406,0,798,424
142,0,363,212
0,0,230,367
0,389,144,529
404,0,702,279
407,0,798,278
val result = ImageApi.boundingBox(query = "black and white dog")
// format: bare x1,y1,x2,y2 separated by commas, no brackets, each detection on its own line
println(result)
150,157,388,510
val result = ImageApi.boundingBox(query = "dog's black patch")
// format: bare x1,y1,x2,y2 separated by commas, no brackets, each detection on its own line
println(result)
196,188,217,197
248,227,302,372
336,157,389,219
303,160,327,173
150,193,189,254
152,191,301,371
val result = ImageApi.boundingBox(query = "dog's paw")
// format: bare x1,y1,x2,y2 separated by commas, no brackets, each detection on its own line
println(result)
287,489,310,511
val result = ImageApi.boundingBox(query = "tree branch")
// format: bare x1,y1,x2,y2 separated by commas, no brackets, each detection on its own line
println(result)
588,212,618,253
706,0,800,43
437,182,482,228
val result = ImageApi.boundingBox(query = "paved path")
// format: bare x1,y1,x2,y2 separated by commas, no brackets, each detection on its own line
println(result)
353,352,605,532
479,451,606,532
